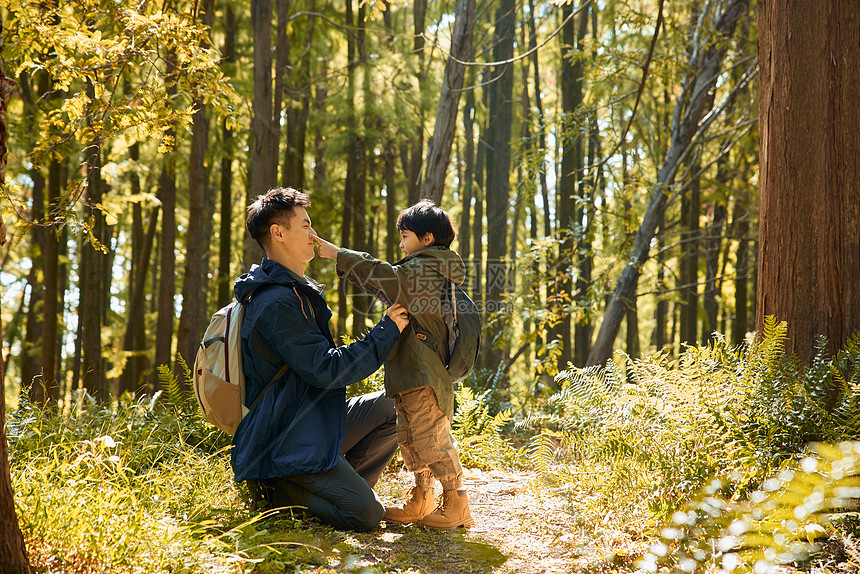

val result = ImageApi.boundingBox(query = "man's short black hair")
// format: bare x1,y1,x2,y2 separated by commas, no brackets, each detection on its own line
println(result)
396,200,456,248
246,187,312,249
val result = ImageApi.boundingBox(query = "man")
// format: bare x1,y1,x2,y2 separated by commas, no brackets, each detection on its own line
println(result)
231,187,409,531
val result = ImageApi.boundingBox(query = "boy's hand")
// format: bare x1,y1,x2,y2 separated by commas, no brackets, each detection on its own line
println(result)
385,303,410,332
310,233,339,259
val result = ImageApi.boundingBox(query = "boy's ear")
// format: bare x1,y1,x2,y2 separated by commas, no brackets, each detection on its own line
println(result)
421,232,435,246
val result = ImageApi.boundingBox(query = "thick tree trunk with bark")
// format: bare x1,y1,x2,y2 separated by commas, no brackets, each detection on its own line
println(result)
587,0,748,366
176,0,213,372
482,0,515,372
757,1,860,362
245,0,274,267
420,0,474,205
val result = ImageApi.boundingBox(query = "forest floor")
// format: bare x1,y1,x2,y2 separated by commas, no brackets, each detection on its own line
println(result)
275,467,650,574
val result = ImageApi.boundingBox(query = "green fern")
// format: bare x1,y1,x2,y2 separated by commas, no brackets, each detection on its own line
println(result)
156,359,196,416
522,322,860,522
451,384,517,469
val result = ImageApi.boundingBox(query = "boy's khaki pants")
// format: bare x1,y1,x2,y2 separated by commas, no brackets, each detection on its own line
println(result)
394,385,463,490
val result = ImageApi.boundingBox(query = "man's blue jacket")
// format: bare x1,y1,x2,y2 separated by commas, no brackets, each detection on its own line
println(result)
231,258,400,482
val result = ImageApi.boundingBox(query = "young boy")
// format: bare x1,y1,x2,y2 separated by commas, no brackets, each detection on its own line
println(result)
312,200,473,529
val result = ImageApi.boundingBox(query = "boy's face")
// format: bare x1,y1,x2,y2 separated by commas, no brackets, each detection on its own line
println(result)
399,229,434,256
269,207,316,264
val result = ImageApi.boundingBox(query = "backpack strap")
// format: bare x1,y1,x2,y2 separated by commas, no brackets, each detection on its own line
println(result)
248,362,290,411
240,285,292,411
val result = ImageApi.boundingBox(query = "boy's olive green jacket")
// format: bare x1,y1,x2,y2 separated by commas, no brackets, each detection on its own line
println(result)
336,246,466,419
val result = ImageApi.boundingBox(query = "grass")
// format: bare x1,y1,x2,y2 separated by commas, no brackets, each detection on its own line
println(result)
8,386,517,573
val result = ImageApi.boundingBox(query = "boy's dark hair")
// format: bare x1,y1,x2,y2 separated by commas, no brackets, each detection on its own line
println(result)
246,187,312,249
396,200,456,248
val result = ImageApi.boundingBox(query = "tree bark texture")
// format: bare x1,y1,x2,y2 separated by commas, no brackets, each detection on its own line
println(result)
176,0,213,373
587,0,748,366
482,0,515,371
420,0,475,205
757,0,860,361
245,0,274,267
218,4,237,308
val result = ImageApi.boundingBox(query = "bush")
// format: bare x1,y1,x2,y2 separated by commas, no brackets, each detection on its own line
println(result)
519,318,860,525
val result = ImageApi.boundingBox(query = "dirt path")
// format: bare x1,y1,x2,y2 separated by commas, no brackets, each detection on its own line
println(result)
333,468,645,573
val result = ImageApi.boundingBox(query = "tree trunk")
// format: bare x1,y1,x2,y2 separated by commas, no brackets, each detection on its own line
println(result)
527,0,551,239
176,0,213,372
218,4,237,308
0,47,32,572
702,202,727,343
245,0,274,267
471,124,485,305
119,207,159,395
587,0,748,366
420,0,474,205
155,42,178,372
679,158,700,346
459,84,474,265
558,2,588,370
384,138,397,263
18,71,45,400
155,158,176,372
81,85,107,397
406,0,427,205
39,157,61,402
732,185,750,345
756,0,860,362
482,0,515,372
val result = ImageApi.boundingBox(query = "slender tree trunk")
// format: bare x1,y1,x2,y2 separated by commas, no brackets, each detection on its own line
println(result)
312,74,327,190
757,0,860,362
39,158,61,402
732,185,750,345
119,206,159,395
218,4,237,308
679,157,700,346
587,0,748,366
421,0,474,204
406,0,427,205
702,203,727,342
0,45,32,571
155,41,178,372
283,3,314,190
459,84,474,265
384,139,397,262
471,126,485,305
155,158,176,371
527,0,550,239
81,85,107,397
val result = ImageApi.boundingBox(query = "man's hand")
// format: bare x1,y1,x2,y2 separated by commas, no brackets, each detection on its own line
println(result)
385,303,409,332
310,232,339,259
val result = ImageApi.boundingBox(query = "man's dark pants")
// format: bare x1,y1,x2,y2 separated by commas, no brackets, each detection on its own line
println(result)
247,391,397,531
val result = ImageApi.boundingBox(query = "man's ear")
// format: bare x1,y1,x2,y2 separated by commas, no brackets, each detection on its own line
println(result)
421,232,435,246
269,222,283,243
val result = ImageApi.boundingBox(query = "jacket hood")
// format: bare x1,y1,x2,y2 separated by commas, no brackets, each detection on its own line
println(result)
234,258,322,302
397,246,467,286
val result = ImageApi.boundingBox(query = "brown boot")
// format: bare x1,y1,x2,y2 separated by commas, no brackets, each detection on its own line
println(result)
419,489,474,529
383,486,436,524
